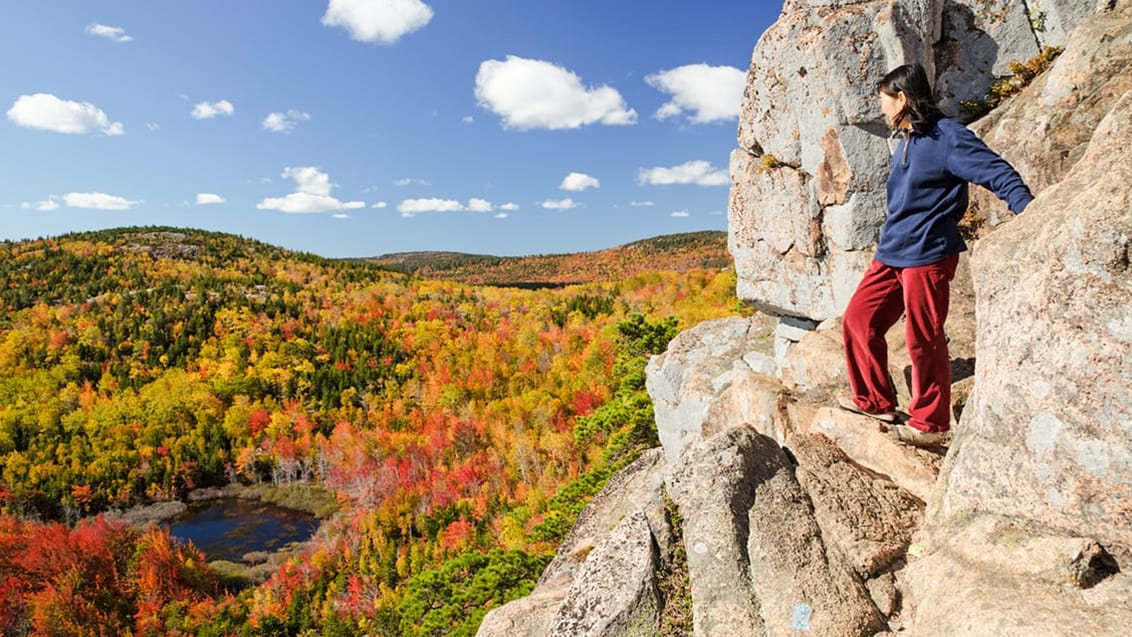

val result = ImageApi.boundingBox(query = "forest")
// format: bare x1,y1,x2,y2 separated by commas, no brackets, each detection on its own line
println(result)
0,227,748,635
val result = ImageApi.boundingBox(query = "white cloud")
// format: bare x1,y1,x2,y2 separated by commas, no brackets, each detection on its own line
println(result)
257,166,365,213
322,0,434,44
86,23,132,43
394,177,431,187
196,193,226,205
35,192,140,210
541,198,577,210
646,64,746,124
560,172,600,192
629,200,655,207
671,210,690,218
332,213,351,219
467,198,493,213
495,213,509,219
637,160,728,187
397,197,494,217
371,200,388,208
398,198,462,217
22,199,60,211
462,115,474,124
262,109,310,133
499,202,519,211
475,55,637,130
7,93,124,135
192,100,234,119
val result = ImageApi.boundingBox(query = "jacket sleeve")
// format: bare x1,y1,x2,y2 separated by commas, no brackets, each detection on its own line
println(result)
946,124,1035,214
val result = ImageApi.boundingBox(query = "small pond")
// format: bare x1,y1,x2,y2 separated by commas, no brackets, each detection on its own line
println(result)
169,498,319,562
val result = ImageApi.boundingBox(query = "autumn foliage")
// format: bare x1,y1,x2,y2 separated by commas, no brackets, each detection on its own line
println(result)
0,227,748,634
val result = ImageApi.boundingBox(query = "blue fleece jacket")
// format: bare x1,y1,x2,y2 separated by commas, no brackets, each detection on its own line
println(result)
876,117,1034,267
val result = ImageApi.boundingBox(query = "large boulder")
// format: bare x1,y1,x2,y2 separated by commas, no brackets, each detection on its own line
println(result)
665,427,773,635
729,0,1100,324
477,450,669,637
936,91,1132,553
732,0,942,322
546,512,662,637
646,316,777,462
901,515,1132,636
746,459,886,636
789,434,923,578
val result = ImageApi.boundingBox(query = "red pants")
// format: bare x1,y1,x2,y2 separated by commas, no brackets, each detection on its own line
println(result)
842,255,959,433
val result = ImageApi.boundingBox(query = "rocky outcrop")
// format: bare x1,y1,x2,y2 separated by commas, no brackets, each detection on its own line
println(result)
731,0,1105,326
935,89,1132,551
477,449,670,637
548,512,662,636
902,515,1130,636
480,4,1132,636
969,1,1132,227
732,0,926,322
646,315,777,461
666,428,773,635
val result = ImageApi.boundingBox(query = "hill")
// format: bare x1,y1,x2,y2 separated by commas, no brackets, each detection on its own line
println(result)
0,225,747,635
368,231,732,286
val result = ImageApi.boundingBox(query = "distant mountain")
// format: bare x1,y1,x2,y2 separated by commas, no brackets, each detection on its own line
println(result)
368,231,732,286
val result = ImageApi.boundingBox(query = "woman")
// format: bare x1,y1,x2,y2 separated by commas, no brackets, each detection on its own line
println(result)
838,63,1034,447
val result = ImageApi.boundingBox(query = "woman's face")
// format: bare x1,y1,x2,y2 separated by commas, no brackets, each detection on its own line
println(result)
880,90,907,128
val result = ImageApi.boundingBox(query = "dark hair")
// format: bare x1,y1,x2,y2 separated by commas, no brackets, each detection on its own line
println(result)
877,63,944,136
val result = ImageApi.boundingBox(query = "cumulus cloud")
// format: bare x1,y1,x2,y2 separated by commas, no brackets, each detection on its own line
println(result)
462,115,474,124
541,198,577,210
495,212,509,219
467,198,493,213
322,0,434,44
629,200,655,207
27,192,140,210
637,160,728,187
397,197,495,218
646,64,746,124
262,109,310,133
394,177,431,187
671,210,690,218
7,93,124,135
86,23,133,43
560,172,600,192
257,166,365,213
196,193,226,205
332,213,351,219
475,55,637,130
499,202,519,211
192,100,234,119
371,201,388,208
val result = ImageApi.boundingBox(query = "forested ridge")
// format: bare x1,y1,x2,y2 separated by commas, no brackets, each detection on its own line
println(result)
369,230,731,286
0,227,747,635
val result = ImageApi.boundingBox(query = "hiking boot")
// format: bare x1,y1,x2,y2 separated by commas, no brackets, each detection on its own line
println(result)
837,395,899,424
889,424,948,448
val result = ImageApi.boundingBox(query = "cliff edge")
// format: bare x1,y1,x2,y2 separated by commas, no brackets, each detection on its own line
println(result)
478,2,1132,635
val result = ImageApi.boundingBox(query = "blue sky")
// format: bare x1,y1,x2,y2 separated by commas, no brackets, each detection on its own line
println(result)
1,1,783,258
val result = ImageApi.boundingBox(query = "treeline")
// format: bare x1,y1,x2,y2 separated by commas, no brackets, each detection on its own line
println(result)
0,227,747,635
369,230,732,285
